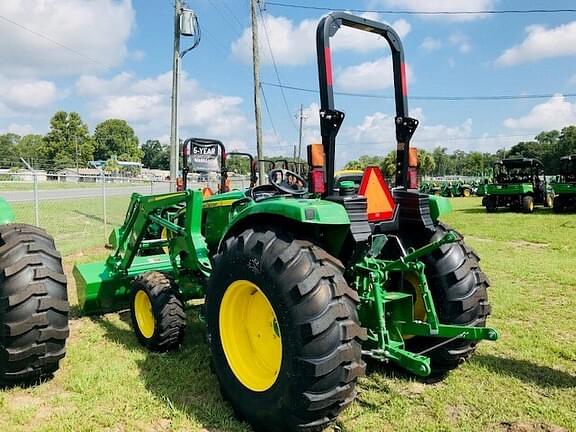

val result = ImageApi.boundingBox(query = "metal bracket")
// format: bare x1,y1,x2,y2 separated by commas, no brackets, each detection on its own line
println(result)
395,116,419,144
320,109,345,137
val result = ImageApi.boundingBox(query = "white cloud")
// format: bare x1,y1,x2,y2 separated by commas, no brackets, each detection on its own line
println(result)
0,0,135,77
0,76,59,109
231,14,411,66
421,37,442,52
504,95,576,130
336,57,413,92
6,123,36,135
75,71,253,145
449,32,471,53
377,0,495,21
496,21,576,66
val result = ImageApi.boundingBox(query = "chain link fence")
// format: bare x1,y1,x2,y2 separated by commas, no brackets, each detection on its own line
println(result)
1,171,251,255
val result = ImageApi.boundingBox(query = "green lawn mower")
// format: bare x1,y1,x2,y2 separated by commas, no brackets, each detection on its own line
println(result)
552,155,576,213
73,12,497,432
0,197,69,386
482,158,554,213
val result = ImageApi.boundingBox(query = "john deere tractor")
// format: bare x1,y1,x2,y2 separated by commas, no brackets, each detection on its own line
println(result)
552,155,576,212
73,13,496,432
482,158,554,213
0,197,69,385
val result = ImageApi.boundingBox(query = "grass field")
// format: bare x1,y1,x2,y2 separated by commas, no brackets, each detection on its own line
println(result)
1,197,575,432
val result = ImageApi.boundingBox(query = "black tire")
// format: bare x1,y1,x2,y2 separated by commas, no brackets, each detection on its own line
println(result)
553,196,564,213
484,196,497,213
522,195,534,213
0,223,69,385
403,222,491,376
129,271,186,352
207,227,365,432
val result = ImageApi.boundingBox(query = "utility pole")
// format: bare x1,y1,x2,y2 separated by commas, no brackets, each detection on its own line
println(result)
169,0,181,191
296,104,308,172
251,0,264,185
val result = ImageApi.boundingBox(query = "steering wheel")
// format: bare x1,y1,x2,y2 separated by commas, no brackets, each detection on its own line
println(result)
268,168,307,195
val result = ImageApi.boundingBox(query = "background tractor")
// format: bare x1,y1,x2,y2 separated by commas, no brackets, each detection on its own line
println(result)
482,158,554,213
552,155,576,212
72,12,496,432
0,197,69,386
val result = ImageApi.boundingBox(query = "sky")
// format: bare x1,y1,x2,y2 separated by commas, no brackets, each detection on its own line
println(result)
1,0,576,168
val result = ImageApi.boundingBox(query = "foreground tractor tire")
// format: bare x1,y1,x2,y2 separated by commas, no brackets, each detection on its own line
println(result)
129,272,186,352
0,224,69,385
522,195,535,213
404,222,491,377
207,227,365,432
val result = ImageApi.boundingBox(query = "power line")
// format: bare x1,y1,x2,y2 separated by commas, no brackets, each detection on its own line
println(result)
0,14,113,70
265,2,576,15
220,0,246,30
258,4,299,132
261,82,576,102
206,0,244,37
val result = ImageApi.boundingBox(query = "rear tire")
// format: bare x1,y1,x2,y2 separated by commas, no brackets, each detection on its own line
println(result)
207,227,365,432
553,196,564,213
129,272,186,352
0,224,69,386
403,223,491,376
522,195,534,213
484,196,497,213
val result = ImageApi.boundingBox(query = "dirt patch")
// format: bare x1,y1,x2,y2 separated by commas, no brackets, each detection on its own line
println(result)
6,393,41,411
508,240,549,249
495,421,568,432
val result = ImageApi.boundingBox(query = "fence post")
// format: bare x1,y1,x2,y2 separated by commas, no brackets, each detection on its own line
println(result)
32,171,39,227
150,179,154,194
101,171,108,244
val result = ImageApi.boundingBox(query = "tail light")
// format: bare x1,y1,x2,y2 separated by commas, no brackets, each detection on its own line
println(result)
310,168,325,194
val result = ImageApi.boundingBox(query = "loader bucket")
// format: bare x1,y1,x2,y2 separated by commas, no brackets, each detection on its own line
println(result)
73,254,174,315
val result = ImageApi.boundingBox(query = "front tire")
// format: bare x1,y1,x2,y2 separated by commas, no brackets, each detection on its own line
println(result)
0,224,69,385
129,272,186,352
522,195,534,213
403,223,492,376
207,227,365,432
484,196,497,213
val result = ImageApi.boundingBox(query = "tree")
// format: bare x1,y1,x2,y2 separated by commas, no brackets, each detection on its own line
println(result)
417,149,436,177
44,111,93,171
142,140,169,169
0,133,20,168
93,119,143,162
15,135,46,169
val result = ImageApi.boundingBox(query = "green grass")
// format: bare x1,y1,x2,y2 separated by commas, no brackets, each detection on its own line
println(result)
1,197,575,432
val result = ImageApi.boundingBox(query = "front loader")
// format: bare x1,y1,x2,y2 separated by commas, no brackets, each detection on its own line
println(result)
73,12,497,432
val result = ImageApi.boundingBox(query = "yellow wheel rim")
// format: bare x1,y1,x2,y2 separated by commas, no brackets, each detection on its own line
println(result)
219,280,282,392
134,290,155,339
529,201,534,211
463,189,470,197
161,227,169,254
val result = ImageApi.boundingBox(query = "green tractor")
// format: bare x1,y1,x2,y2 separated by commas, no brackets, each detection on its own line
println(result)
552,155,576,212
73,12,496,432
482,158,554,213
0,197,69,386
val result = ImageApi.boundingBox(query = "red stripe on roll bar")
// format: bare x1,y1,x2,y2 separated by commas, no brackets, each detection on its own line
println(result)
401,62,408,96
325,47,333,86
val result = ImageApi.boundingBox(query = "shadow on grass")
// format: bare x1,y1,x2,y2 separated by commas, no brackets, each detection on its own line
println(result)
93,310,250,432
470,354,576,388
73,210,105,223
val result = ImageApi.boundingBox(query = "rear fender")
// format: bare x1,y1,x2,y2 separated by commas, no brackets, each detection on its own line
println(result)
219,197,351,258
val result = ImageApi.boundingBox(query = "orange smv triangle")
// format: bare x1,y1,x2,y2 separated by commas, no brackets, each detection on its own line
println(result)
358,166,395,222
